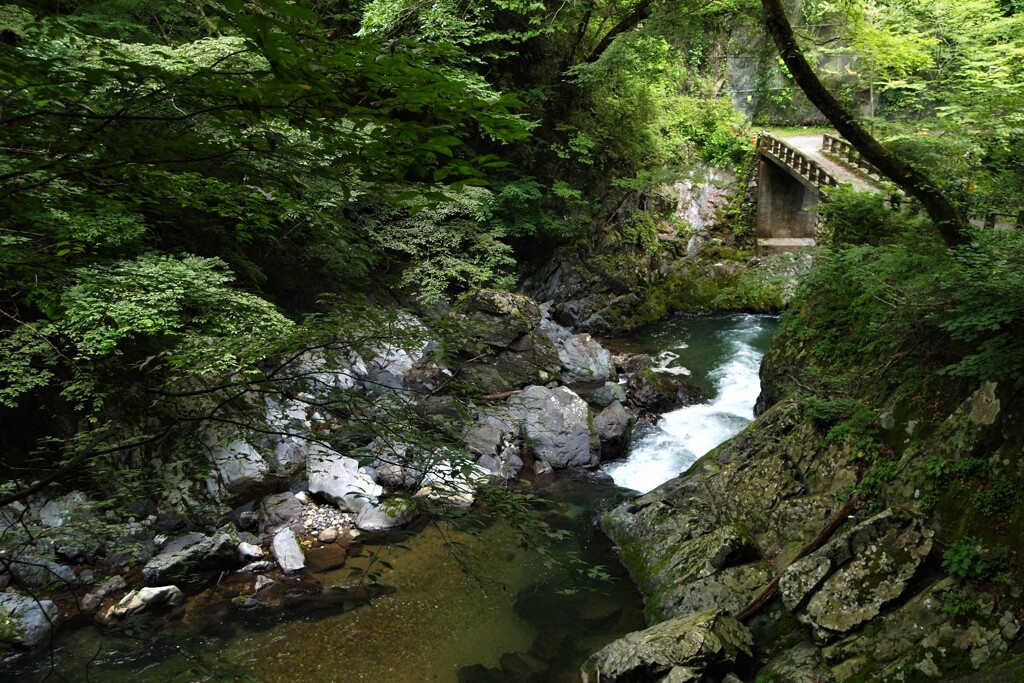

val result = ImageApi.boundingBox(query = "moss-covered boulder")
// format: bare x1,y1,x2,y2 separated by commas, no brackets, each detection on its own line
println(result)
450,290,561,393
0,593,61,668
580,609,753,683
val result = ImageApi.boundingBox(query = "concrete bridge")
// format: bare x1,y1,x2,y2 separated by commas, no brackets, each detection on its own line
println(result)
755,132,884,253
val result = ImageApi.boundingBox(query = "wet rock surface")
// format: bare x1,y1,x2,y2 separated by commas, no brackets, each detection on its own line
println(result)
779,511,934,644
602,379,1024,683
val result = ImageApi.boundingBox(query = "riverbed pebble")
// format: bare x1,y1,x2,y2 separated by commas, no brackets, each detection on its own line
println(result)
301,500,354,534
317,528,339,544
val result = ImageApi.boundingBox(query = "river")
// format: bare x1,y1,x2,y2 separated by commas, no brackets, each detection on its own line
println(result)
12,313,776,682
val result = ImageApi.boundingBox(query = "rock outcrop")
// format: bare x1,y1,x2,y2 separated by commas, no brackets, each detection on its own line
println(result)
778,511,933,644
600,377,1024,682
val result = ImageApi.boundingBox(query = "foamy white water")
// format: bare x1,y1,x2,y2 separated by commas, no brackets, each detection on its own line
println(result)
604,317,769,493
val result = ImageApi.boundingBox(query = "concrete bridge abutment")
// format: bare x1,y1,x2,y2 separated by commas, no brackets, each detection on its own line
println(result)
755,156,819,241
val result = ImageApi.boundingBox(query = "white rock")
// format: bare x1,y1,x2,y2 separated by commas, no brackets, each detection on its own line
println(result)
294,491,311,505
254,575,275,593
317,528,339,544
38,491,89,528
307,445,383,513
271,528,305,574
237,542,264,562
110,586,185,618
508,385,598,468
293,349,366,393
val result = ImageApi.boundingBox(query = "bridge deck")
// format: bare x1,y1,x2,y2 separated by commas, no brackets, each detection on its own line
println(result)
782,135,884,193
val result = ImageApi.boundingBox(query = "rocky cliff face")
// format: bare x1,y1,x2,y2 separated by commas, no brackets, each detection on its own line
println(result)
594,352,1024,681
519,166,757,335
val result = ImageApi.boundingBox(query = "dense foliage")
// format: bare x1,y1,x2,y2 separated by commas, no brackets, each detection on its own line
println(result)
0,0,1022,588
0,0,759,514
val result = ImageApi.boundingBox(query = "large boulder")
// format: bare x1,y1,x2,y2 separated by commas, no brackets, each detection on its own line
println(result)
307,445,383,513
3,554,77,590
459,331,562,394
559,333,615,385
580,609,753,683
142,527,238,586
365,342,428,394
509,385,598,469
452,290,562,393
38,491,90,528
204,436,269,498
455,289,543,347
0,593,61,664
627,369,705,415
368,438,425,491
263,395,316,471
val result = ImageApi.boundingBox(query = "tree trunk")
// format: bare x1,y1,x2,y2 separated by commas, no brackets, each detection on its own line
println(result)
760,0,968,248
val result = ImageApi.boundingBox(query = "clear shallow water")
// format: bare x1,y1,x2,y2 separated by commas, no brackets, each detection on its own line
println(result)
12,475,644,683
604,313,779,493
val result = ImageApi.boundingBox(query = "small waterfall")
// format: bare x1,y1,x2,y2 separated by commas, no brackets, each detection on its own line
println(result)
604,315,772,493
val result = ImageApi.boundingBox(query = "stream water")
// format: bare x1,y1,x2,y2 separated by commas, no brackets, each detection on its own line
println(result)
12,313,776,683
604,313,779,493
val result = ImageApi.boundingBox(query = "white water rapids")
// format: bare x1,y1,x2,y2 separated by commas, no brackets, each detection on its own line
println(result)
604,316,771,493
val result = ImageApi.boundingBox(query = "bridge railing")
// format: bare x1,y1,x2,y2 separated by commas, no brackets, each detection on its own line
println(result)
822,133,882,178
984,210,1024,230
758,133,838,194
